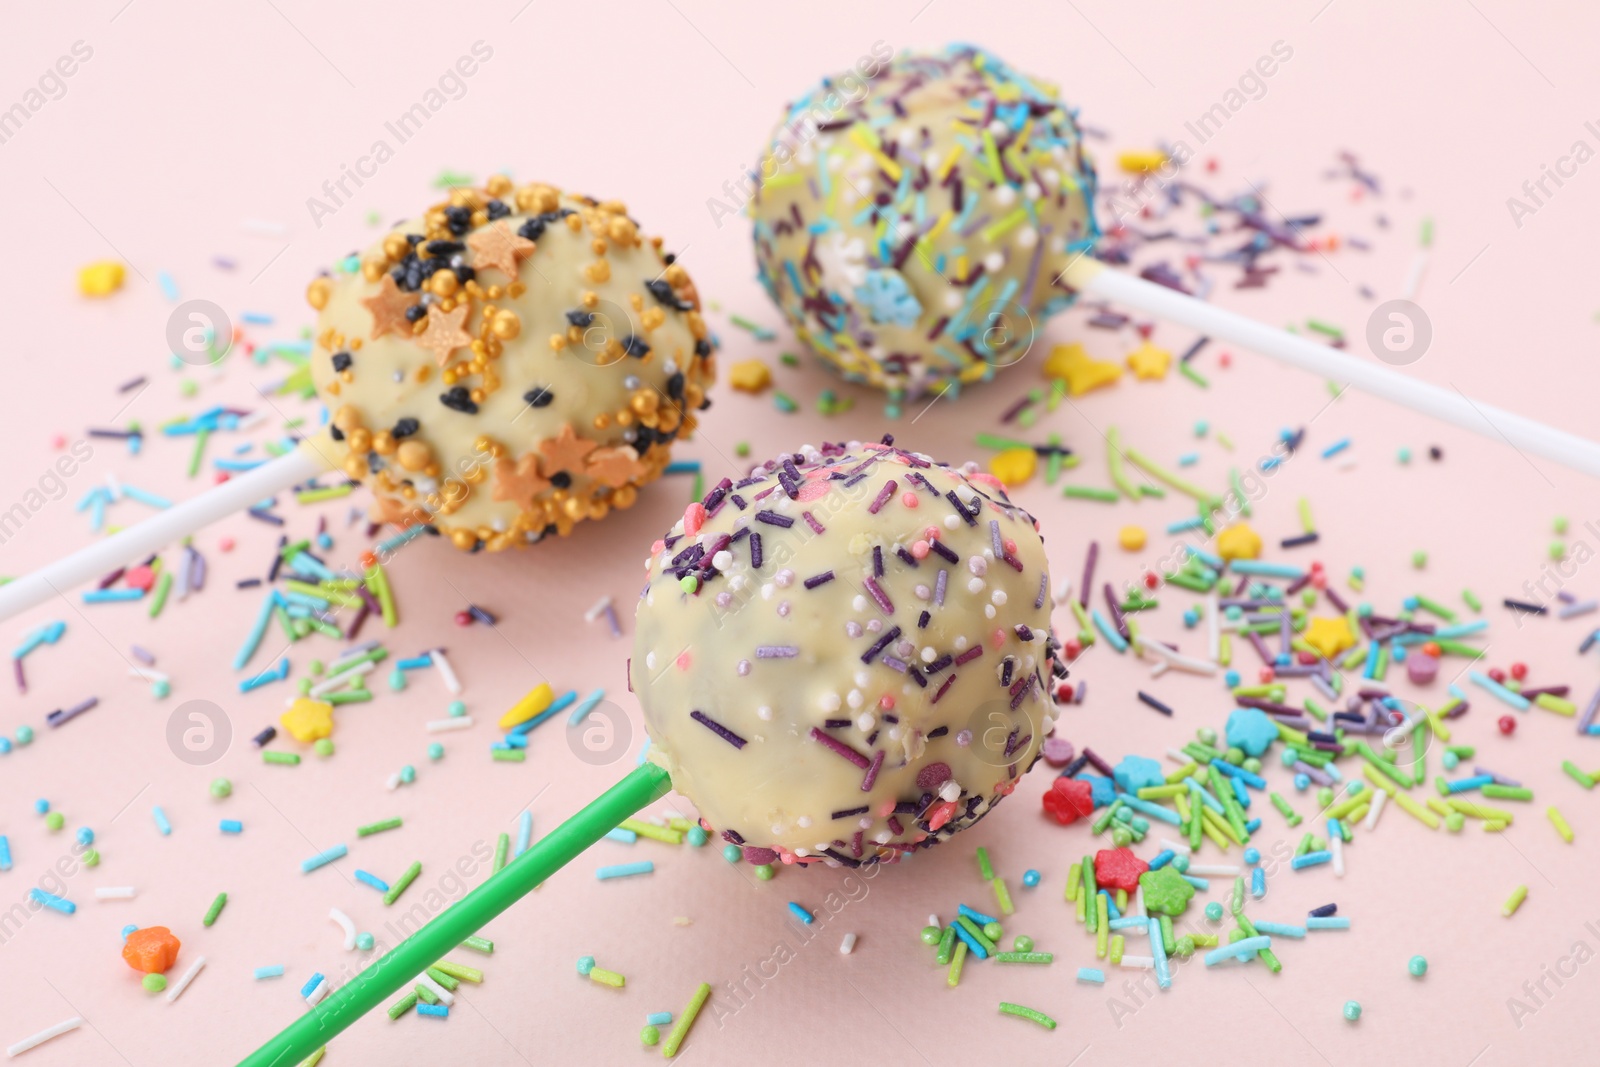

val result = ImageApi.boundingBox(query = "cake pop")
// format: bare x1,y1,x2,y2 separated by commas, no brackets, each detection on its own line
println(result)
750,44,1099,408
0,178,715,618
307,176,715,551
631,437,1064,866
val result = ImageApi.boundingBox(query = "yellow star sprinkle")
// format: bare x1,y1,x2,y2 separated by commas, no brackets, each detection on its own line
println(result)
1042,343,1121,397
988,448,1037,486
280,698,334,744
1215,523,1263,561
728,359,772,393
1304,616,1357,660
1126,341,1172,380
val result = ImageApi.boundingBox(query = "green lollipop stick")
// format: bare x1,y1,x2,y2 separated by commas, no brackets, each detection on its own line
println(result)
237,762,671,1067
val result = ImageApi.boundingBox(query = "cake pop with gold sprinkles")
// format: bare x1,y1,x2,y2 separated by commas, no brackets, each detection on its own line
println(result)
307,176,715,552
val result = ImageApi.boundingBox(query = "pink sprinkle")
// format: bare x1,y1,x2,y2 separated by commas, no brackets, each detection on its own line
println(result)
675,651,692,670
990,628,1007,649
867,479,898,515
683,503,706,536
916,762,953,790
878,694,896,710
901,492,919,508
863,576,894,615
861,750,886,791
219,537,235,552
969,472,1005,491
810,726,870,768
911,540,930,560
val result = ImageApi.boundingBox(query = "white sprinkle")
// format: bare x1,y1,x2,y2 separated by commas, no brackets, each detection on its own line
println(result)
305,977,331,1005
430,649,462,694
329,907,357,951
425,717,474,733
309,661,373,697
415,971,454,1006
6,1017,82,1057
94,887,137,900
385,773,402,791
1186,865,1240,877
1364,790,1387,831
584,596,613,622
166,955,207,1003
839,932,857,955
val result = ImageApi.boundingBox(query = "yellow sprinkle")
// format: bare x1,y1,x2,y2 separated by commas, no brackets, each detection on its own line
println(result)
988,448,1037,487
1502,884,1528,917
498,683,554,730
1117,526,1148,552
1547,806,1574,843
1118,149,1169,174
78,261,126,297
727,359,772,394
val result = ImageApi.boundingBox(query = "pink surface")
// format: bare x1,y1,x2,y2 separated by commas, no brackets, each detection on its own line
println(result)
3,2,1599,1064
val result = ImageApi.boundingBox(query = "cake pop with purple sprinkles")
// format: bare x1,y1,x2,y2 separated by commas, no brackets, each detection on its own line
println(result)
631,436,1065,867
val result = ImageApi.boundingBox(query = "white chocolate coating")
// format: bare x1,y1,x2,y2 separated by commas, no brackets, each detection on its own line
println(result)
750,45,1100,406
631,440,1062,867
307,178,714,552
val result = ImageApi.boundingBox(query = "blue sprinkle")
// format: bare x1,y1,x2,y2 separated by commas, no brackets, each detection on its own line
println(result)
787,902,814,925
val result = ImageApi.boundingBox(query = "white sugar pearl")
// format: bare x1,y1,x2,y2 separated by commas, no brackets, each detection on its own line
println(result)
968,577,986,594
757,705,773,720
819,691,842,712
992,590,1008,605
712,551,733,571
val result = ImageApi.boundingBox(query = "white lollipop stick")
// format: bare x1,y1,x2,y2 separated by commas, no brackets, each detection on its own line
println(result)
0,439,332,621
1062,259,1600,481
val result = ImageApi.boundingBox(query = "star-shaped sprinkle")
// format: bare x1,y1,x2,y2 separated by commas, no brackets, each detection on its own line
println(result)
1042,342,1121,396
1215,523,1263,561
492,454,552,506
1112,754,1165,794
1138,864,1196,916
1126,340,1172,380
585,445,647,488
538,423,597,476
415,304,473,366
1041,777,1094,825
1093,847,1149,893
360,275,417,340
1303,615,1357,660
371,492,429,529
467,219,536,278
1225,707,1278,757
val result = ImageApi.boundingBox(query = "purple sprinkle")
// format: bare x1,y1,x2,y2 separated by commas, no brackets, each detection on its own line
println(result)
934,569,948,606
929,539,959,564
990,519,1004,558
754,510,793,528
691,710,747,749
872,545,884,578
861,750,887,791
896,547,919,568
1079,542,1099,608
880,656,908,673
749,532,764,570
804,571,835,589
832,806,869,820
867,479,898,515
1034,573,1048,609
954,646,983,666
861,626,902,664
802,511,825,534
810,726,870,768
755,645,799,659
887,816,904,835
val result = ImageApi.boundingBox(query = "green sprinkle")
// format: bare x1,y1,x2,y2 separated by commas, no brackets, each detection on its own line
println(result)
387,991,419,1020
1343,1000,1362,1022
433,960,484,984
148,571,173,618
660,981,711,1057
993,951,1054,963
1502,884,1528,917
460,935,495,955
947,940,968,987
1561,761,1596,789
1063,485,1120,503
383,861,422,906
202,891,228,927
1548,807,1575,843
210,778,232,798
920,925,941,945
773,392,798,413
974,846,995,880
936,924,956,965
263,751,300,766
1462,589,1482,612
641,1025,660,1047
356,817,402,838
1408,955,1428,977
143,972,167,993
1178,362,1209,388
998,1002,1057,1030
491,748,526,762
1307,319,1344,340
492,832,510,873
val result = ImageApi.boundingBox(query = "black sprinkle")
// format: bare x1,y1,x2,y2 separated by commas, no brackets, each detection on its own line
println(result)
622,335,651,358
566,309,594,328
330,351,352,372
440,387,478,414
392,417,419,438
523,386,554,408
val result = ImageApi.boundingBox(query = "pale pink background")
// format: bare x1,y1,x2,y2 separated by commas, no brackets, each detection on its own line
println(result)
2,1,1599,1064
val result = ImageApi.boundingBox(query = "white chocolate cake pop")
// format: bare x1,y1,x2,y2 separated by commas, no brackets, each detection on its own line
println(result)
631,437,1064,867
750,45,1100,412
306,177,715,552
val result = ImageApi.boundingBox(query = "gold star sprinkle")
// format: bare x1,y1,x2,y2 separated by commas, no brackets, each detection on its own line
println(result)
1126,341,1173,380
415,304,473,366
360,275,417,340
467,219,536,278
538,423,598,476
585,445,647,488
492,454,552,507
